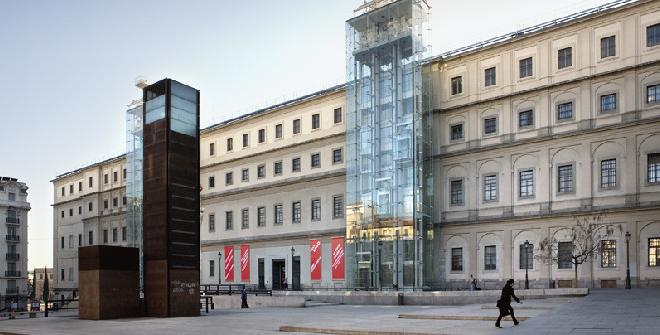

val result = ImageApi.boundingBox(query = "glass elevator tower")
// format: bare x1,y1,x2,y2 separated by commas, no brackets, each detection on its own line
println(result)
345,0,433,290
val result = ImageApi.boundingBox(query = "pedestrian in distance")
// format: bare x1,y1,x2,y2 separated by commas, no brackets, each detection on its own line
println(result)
241,288,249,309
469,274,477,291
495,278,521,328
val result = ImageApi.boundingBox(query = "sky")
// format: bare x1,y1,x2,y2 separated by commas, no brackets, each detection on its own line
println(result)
0,0,618,270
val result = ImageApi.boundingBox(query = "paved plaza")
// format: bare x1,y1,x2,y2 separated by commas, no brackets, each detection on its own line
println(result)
1,289,658,335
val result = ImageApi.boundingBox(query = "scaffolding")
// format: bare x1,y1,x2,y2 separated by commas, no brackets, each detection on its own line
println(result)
345,0,434,290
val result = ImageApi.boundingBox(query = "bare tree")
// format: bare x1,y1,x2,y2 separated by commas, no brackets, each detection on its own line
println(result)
537,215,621,288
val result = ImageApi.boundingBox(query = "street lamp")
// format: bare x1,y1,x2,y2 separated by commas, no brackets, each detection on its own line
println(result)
625,232,631,290
524,240,530,290
291,246,295,291
218,252,222,285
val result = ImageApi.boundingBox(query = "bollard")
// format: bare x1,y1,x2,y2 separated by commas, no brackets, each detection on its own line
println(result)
397,293,404,305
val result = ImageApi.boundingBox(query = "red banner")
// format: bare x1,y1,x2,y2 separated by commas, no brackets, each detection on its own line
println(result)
224,246,234,282
240,244,250,282
331,237,345,280
310,239,322,281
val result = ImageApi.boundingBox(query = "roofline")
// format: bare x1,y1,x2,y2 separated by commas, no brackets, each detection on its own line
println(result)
421,0,645,65
201,83,347,135
52,153,126,182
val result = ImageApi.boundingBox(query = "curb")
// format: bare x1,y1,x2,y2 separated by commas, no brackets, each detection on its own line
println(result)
398,314,530,321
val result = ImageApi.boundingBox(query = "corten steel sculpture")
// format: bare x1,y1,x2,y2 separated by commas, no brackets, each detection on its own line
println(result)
142,79,201,317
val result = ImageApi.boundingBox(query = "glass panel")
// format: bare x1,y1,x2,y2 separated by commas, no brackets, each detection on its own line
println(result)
145,95,165,124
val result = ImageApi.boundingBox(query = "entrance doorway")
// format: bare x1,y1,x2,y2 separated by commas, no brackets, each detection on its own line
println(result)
292,256,301,291
272,259,285,290
258,258,265,289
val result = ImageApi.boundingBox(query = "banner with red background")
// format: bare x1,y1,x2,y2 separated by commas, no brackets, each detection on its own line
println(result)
331,237,345,280
224,245,234,282
310,239,322,281
240,244,250,282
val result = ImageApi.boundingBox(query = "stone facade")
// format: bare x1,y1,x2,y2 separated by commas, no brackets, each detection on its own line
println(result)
0,177,30,309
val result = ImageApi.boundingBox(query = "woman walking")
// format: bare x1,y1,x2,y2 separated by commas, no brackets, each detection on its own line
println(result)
495,279,521,328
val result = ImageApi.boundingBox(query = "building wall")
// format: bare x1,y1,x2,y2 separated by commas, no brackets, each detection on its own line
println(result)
52,156,128,298
0,178,30,305
200,89,348,289
429,0,660,289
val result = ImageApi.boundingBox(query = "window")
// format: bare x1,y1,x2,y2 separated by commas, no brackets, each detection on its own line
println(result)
450,179,464,205
61,268,64,281
483,174,497,202
122,196,127,206
88,231,93,245
103,229,108,244
557,101,573,121
274,204,283,225
312,113,320,130
649,238,660,266
450,124,463,141
209,260,215,277
600,93,616,113
600,35,616,58
60,210,64,218
648,23,660,47
311,153,321,168
600,159,617,189
225,172,233,186
558,241,573,269
78,181,82,192
78,234,82,247
450,76,462,95
88,202,93,212
519,57,533,78
104,174,108,184
242,133,249,148
88,176,93,188
61,236,64,249
69,208,73,217
208,176,215,188
519,243,534,270
293,118,301,134
209,214,215,232
257,164,266,178
451,248,463,271
484,67,496,87
257,207,266,227
113,197,118,207
557,164,574,193
69,184,73,194
484,117,497,135
78,206,82,215
258,128,265,143
227,138,233,151
557,47,572,69
61,187,65,197
122,226,127,241
209,142,215,156
241,168,249,182
648,84,660,104
123,168,127,180
334,107,342,124
292,201,301,223
600,240,616,268
519,169,534,198
103,199,108,209
484,245,496,270
241,209,249,229
275,124,283,139
311,199,321,221
225,211,233,230
519,110,534,128
649,153,660,184
332,148,343,164
113,171,118,183
292,157,301,172
112,228,117,243
333,195,344,218
274,161,282,176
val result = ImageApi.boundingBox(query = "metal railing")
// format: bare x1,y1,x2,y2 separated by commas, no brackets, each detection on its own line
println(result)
5,217,20,224
5,287,19,295
200,284,272,296
200,296,214,313
6,253,19,261
4,270,21,277
5,235,19,242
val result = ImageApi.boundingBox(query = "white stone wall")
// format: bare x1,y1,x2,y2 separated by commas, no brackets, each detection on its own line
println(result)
0,179,30,299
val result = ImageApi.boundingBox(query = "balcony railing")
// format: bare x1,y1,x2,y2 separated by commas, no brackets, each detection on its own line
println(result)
4,270,21,277
5,287,19,294
5,217,20,224
5,235,19,242
6,253,19,261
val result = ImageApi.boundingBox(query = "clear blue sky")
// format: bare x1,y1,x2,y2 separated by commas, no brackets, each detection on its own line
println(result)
0,0,614,270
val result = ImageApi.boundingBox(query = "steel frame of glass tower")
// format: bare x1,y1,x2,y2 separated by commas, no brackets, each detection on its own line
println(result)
345,0,433,290
126,103,144,289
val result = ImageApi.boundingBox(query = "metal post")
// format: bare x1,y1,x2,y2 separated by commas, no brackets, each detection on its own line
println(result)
218,252,222,286
524,240,530,290
291,246,295,291
625,232,631,289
